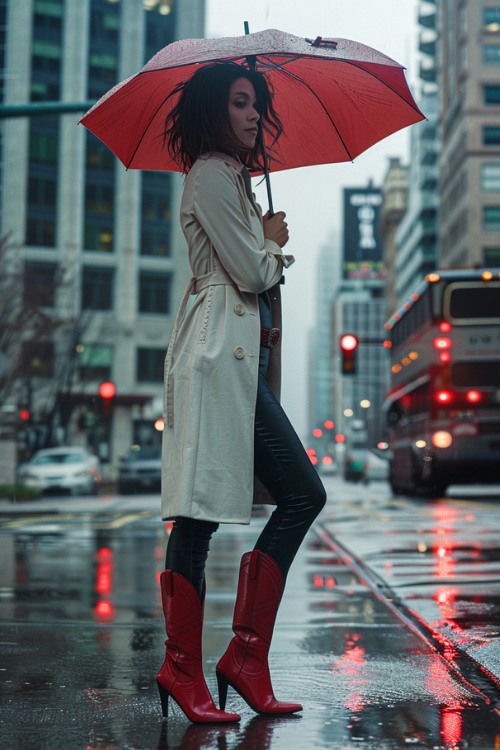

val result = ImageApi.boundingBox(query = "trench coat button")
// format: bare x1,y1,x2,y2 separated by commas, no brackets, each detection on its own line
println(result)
234,346,246,359
234,304,245,316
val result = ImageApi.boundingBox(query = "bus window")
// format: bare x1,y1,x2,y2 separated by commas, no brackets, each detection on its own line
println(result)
445,282,500,324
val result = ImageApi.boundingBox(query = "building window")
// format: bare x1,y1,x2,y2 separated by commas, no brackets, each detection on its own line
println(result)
26,218,55,247
139,271,171,314
85,183,114,214
137,347,164,383
483,44,500,63
28,176,57,206
141,229,170,257
29,131,58,163
24,262,57,307
484,247,500,265
21,340,54,378
483,206,500,231
78,344,113,381
84,223,113,252
86,138,115,170
82,266,114,310
481,163,500,191
141,172,171,256
484,85,500,104
483,8,500,32
483,125,500,145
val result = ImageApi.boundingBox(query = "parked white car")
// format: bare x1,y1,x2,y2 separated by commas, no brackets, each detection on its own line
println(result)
364,450,390,482
17,447,101,496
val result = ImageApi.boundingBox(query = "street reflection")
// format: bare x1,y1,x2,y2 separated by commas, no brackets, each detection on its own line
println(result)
1,509,500,750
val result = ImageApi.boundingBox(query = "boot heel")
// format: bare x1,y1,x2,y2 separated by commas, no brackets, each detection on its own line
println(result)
156,679,169,718
216,671,229,711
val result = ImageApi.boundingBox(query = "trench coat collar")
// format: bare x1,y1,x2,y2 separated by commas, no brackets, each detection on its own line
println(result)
199,151,245,173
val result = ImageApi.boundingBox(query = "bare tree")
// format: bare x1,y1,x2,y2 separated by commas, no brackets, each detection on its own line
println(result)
0,236,63,406
0,236,93,449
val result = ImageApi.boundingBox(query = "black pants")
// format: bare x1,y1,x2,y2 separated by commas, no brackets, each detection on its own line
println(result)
165,373,326,597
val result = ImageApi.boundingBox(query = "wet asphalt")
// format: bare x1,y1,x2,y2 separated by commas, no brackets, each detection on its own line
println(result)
0,476,499,749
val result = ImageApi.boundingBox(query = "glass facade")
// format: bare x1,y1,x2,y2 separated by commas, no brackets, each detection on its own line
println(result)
26,0,63,247
139,6,177,257
84,0,120,253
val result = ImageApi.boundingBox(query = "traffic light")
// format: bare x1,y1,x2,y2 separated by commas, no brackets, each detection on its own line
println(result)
99,381,116,415
340,333,358,375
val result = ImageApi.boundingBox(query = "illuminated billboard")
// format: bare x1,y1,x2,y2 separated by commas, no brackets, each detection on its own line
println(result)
343,187,384,280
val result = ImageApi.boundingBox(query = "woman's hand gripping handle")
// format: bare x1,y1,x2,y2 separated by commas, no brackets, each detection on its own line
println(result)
263,210,289,249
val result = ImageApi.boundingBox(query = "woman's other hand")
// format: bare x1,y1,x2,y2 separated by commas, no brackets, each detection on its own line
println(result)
263,211,289,248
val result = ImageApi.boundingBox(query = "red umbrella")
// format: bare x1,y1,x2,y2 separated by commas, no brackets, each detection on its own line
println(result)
81,28,424,204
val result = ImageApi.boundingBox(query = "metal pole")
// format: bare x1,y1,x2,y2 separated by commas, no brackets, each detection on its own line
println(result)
0,101,94,119
243,21,274,214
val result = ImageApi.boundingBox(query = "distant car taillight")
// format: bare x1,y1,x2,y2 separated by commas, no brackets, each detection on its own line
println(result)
435,390,454,404
466,389,482,403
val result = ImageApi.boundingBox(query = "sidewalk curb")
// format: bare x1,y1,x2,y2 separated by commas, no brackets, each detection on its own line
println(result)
315,522,500,711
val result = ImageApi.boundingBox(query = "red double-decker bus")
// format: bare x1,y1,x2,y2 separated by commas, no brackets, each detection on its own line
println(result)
383,269,500,496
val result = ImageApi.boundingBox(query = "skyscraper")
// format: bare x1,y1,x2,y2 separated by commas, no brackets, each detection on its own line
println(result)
438,0,500,269
395,0,439,304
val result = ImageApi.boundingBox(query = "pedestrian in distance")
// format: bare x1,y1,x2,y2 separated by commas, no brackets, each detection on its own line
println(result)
157,62,327,724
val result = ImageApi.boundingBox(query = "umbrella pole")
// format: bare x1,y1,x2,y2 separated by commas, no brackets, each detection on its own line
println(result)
244,21,274,215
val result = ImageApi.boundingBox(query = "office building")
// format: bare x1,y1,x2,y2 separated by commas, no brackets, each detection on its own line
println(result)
0,0,205,466
438,0,500,269
394,0,439,304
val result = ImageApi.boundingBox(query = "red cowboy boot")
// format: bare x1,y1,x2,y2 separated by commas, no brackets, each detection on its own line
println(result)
157,570,240,724
216,550,303,715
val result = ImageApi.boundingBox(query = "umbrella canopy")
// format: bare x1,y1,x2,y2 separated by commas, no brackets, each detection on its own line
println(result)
80,28,424,175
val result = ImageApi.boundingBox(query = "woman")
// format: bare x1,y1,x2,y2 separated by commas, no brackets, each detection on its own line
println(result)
157,63,326,724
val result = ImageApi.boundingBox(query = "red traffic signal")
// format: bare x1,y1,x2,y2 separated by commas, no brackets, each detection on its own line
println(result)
339,334,358,375
99,381,116,400
99,381,116,414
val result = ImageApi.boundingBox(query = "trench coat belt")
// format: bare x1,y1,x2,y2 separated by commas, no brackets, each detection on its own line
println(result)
164,268,236,427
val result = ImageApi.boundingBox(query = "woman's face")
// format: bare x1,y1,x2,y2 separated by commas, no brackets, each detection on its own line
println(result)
227,77,259,151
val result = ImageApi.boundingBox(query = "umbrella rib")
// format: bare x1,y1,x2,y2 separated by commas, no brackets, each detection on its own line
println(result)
340,59,425,117
257,56,355,162
126,88,175,169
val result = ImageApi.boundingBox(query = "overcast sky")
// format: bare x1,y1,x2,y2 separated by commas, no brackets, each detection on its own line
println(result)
204,0,420,439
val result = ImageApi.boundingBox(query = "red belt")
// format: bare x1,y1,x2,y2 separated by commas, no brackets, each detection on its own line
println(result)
260,327,280,348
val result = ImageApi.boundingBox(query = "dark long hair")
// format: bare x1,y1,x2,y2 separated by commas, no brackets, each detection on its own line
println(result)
163,63,283,173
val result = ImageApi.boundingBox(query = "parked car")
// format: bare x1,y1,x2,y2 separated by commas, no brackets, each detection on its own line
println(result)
343,448,367,482
364,450,390,482
319,455,338,476
117,446,161,494
17,447,101,495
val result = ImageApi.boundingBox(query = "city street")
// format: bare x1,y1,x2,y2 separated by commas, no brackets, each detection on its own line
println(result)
1,477,499,749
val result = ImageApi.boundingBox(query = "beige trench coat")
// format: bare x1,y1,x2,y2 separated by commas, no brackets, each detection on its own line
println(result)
161,152,294,524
